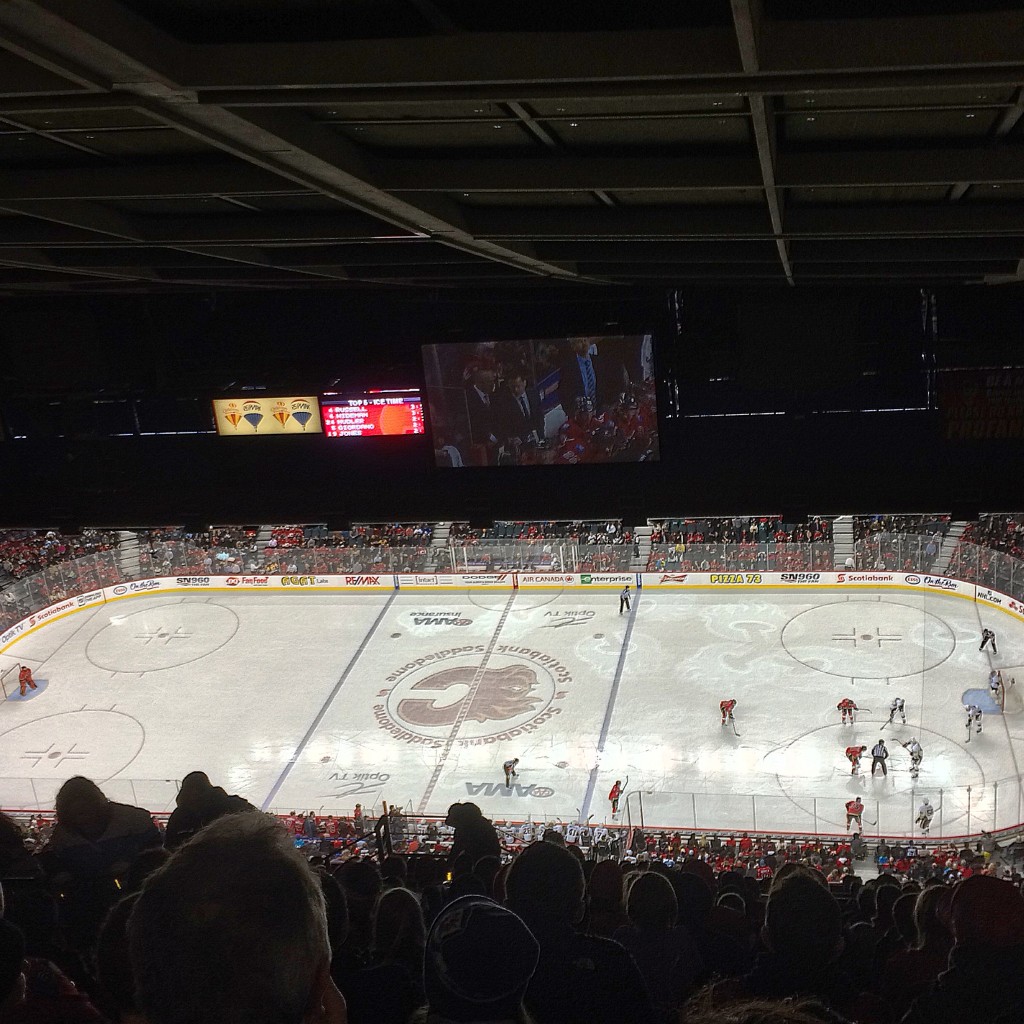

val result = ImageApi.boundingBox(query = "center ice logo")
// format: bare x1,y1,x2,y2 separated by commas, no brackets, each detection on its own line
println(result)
376,647,571,745
398,664,542,727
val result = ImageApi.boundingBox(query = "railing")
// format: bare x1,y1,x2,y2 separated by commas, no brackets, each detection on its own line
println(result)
447,540,634,573
646,541,835,571
622,777,1024,840
3,533,1024,844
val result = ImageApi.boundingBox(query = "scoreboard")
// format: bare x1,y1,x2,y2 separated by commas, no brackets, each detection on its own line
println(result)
320,394,425,437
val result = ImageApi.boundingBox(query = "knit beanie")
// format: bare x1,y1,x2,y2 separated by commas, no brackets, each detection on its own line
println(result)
424,896,539,1022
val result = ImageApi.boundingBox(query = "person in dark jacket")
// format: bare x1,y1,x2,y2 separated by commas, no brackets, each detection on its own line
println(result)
505,840,655,1024
36,776,161,949
444,803,500,867
164,771,256,851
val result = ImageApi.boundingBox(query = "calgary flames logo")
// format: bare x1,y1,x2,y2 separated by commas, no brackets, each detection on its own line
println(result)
398,665,542,727
379,647,569,743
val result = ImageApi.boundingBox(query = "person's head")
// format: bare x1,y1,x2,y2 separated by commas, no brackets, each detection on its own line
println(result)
55,776,109,838
892,893,918,945
505,840,585,927
763,874,843,967
508,376,527,398
0,814,25,853
587,860,624,908
424,896,538,1023
371,887,425,965
950,875,1024,950
626,870,677,930
912,884,952,951
175,772,213,810
445,802,484,830
129,812,337,1024
569,338,591,357
472,368,495,394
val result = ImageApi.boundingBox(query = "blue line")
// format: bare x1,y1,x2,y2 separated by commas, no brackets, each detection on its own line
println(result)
580,594,639,820
261,590,398,811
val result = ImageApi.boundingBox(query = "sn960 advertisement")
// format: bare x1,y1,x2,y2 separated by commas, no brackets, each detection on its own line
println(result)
422,336,659,468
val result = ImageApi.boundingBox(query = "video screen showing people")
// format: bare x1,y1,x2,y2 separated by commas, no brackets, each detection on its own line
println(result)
422,336,659,468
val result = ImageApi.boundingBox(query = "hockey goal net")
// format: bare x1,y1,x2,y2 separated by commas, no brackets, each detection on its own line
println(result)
998,671,1023,714
0,662,21,701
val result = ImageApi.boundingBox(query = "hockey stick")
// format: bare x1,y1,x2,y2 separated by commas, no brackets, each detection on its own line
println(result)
731,717,741,737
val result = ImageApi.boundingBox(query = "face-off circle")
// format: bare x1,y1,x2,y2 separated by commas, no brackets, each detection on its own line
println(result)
87,602,239,672
0,710,145,783
781,601,954,679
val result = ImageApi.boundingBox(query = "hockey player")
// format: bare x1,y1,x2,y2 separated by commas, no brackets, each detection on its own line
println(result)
845,745,867,775
17,665,36,696
871,738,890,776
503,757,519,788
989,670,1003,703
837,697,859,725
608,779,623,816
980,627,998,654
888,697,907,725
720,698,737,726
965,704,983,741
916,799,934,835
619,585,631,615
846,797,864,831
901,738,924,780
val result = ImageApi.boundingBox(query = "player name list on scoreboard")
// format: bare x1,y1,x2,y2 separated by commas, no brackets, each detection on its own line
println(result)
321,397,425,437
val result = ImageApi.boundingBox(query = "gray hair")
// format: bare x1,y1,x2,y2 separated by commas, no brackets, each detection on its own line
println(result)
128,812,328,1024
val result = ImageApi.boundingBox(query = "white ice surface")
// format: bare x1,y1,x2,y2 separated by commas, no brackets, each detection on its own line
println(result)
1,587,1022,839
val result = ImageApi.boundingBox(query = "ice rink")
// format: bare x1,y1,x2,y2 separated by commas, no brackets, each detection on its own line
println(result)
1,585,1023,838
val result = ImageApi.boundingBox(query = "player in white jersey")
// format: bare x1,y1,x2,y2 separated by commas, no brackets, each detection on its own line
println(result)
965,704,983,741
916,799,934,835
901,738,924,779
888,697,906,725
989,670,1003,702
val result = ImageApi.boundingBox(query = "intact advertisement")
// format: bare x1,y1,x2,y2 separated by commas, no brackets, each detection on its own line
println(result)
213,396,323,436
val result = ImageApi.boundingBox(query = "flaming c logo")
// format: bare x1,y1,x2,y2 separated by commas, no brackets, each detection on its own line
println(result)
398,665,542,727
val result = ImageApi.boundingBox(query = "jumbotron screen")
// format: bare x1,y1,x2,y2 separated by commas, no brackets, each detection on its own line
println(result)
320,392,425,438
422,336,659,467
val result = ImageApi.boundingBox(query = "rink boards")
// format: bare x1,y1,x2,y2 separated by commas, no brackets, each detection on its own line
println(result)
0,572,1022,840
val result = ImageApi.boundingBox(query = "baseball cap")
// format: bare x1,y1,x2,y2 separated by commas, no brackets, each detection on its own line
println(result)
425,896,540,1022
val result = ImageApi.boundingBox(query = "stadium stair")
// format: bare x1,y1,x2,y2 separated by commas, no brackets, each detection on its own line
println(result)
832,515,854,569
429,522,451,571
934,521,968,576
256,525,274,548
633,525,652,570
117,530,141,578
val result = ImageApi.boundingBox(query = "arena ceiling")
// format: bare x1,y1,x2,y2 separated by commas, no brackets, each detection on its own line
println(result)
0,1,1023,293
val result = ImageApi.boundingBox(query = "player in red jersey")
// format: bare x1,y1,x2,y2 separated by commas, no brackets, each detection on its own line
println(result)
18,665,36,696
845,745,867,775
608,779,624,816
837,697,859,725
720,699,737,726
845,797,864,831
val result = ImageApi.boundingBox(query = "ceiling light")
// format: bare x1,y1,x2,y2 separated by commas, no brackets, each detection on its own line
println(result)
712,101,723,107
569,122,579,127
806,116,816,122
493,124,502,129
966,113,976,118
473,108,483,113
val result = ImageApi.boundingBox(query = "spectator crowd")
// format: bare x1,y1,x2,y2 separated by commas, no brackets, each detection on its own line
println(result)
2,774,1024,1024
647,517,834,573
